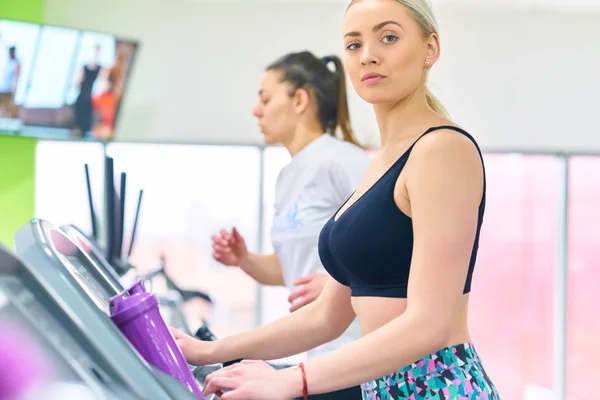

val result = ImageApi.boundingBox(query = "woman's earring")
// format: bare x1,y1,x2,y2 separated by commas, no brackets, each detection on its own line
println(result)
425,59,430,67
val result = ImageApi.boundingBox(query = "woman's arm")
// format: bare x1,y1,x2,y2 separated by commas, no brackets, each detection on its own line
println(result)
276,130,485,396
191,278,356,365
239,253,284,286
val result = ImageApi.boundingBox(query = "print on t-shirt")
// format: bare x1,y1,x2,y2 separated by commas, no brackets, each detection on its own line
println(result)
272,194,304,235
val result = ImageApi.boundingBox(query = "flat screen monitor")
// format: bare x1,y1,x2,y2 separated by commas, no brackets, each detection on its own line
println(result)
0,19,138,141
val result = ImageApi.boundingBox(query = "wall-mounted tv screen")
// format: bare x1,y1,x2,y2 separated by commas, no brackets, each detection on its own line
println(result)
0,19,138,141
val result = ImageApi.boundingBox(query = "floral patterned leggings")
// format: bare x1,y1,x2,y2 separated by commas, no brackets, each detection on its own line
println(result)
361,343,500,399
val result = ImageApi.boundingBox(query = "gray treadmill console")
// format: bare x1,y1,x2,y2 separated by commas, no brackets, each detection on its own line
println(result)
0,245,138,400
62,224,195,336
14,219,201,400
61,226,219,393
61,225,124,294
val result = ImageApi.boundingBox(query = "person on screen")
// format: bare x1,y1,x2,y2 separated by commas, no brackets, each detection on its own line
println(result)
91,75,118,140
90,47,128,140
71,44,102,138
210,51,370,399
106,47,127,103
0,46,20,118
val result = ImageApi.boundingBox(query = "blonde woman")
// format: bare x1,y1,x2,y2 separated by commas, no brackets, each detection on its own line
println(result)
172,1,501,398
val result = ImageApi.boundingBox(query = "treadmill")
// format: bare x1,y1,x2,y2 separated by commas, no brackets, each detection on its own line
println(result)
14,218,204,400
0,244,139,399
61,224,224,383
75,159,212,335
61,223,197,336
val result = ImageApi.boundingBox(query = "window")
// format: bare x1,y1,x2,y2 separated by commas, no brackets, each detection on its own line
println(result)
567,156,600,400
259,146,291,324
34,140,105,234
470,154,561,399
259,146,300,365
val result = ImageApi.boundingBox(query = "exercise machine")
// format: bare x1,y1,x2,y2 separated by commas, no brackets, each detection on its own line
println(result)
76,158,214,336
0,244,140,399
62,223,198,336
14,218,211,399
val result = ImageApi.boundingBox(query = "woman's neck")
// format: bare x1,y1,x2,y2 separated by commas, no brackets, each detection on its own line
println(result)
284,126,324,157
374,94,442,151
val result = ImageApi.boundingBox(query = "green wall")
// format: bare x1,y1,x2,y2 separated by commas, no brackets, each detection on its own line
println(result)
1,0,45,23
0,137,37,247
0,0,44,248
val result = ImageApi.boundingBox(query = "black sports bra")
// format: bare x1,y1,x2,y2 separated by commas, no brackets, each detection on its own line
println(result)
317,126,486,298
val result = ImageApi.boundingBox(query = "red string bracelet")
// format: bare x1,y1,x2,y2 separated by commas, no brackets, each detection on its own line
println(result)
298,362,308,400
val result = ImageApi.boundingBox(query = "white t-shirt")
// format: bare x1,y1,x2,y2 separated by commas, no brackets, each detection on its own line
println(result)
270,134,371,360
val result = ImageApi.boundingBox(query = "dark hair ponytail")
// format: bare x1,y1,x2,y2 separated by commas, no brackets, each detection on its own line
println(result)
266,51,361,147
321,55,360,147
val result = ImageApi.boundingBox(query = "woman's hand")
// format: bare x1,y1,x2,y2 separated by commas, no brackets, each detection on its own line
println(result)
288,273,329,312
203,360,301,400
170,327,216,366
212,227,248,267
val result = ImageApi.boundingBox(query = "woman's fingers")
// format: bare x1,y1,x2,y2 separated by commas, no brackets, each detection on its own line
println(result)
204,376,240,395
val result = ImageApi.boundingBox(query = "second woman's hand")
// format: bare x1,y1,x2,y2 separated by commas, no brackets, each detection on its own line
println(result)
212,227,249,267
288,273,329,312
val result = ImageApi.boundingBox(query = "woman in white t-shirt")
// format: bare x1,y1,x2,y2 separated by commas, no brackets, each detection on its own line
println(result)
211,51,370,399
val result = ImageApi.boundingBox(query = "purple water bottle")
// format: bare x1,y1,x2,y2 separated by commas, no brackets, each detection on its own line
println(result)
109,280,205,399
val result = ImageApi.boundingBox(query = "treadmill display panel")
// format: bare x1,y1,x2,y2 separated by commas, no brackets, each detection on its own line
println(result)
48,229,112,314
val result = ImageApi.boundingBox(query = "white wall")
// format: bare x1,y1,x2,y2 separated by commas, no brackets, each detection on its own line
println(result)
45,0,600,152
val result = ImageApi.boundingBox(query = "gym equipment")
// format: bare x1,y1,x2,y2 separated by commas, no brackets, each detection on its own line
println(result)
89,157,222,380
14,218,207,400
62,223,197,336
77,159,213,335
144,255,213,305
0,244,139,399
82,158,223,383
